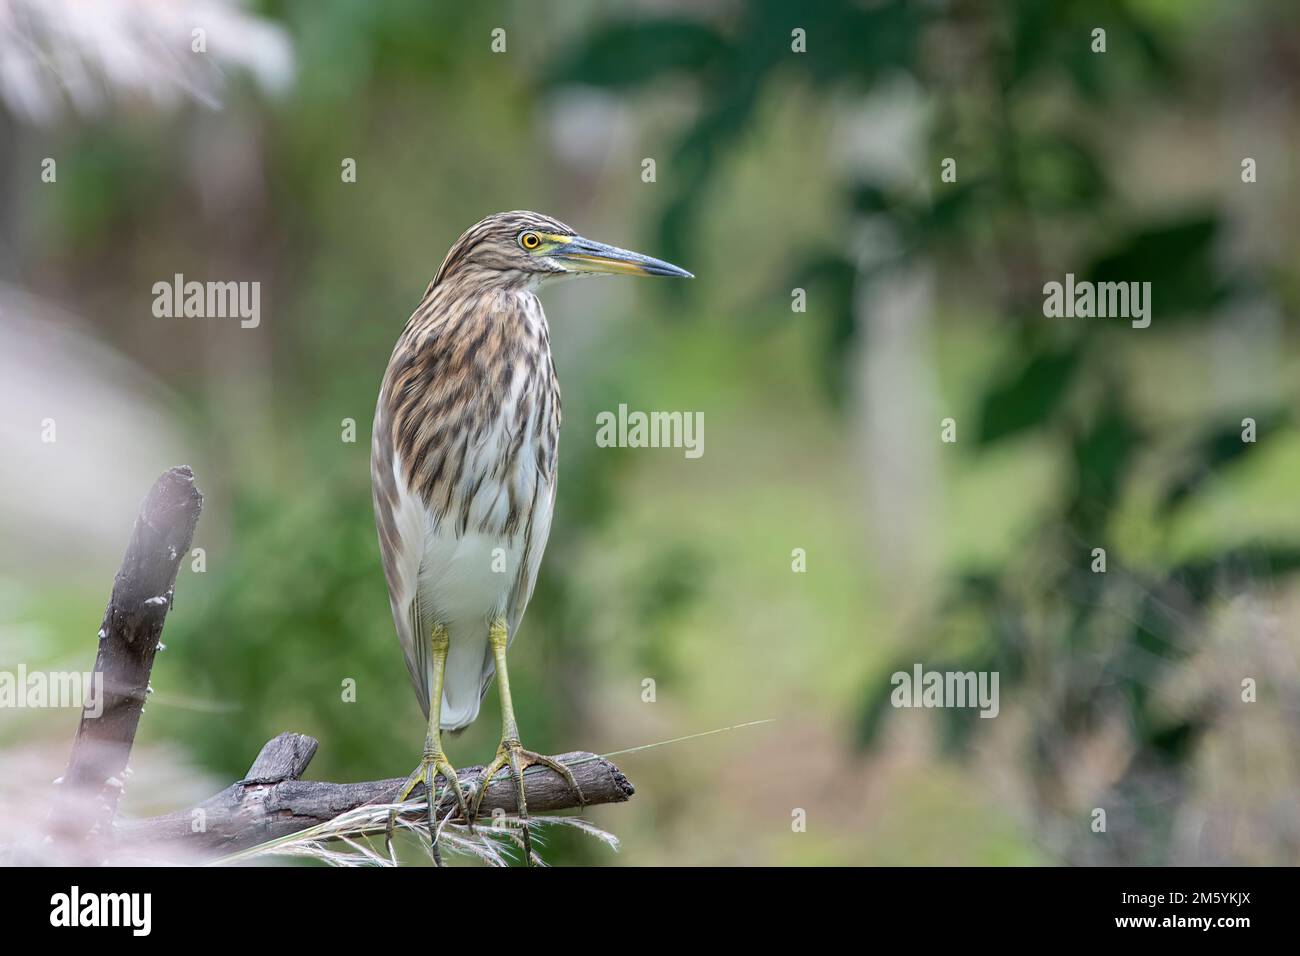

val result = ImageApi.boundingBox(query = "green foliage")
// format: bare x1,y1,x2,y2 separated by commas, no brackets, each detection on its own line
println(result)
548,0,1300,863
547,0,921,294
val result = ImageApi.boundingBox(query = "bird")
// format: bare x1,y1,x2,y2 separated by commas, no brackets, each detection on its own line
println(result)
371,210,692,863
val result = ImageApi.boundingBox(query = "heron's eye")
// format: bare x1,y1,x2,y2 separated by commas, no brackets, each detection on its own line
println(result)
520,232,541,250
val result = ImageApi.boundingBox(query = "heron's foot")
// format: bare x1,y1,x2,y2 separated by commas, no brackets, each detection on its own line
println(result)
470,738,585,866
385,747,470,866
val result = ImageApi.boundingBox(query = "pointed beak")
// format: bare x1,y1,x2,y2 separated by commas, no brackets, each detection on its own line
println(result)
551,235,693,279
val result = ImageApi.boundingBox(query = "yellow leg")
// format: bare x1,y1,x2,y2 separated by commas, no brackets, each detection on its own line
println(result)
469,618,585,865
387,624,469,864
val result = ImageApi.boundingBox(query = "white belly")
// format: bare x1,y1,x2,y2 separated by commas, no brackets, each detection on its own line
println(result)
417,524,524,729
418,525,521,624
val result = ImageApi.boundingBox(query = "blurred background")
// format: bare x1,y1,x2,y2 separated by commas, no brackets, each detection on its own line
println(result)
3,0,1300,865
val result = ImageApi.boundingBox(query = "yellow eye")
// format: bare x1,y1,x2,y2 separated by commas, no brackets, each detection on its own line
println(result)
520,232,541,250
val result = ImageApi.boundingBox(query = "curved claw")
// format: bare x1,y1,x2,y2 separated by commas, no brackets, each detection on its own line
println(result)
436,759,473,832
383,751,470,866
469,740,586,866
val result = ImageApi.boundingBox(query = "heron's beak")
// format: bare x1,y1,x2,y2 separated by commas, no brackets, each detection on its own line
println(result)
551,235,693,278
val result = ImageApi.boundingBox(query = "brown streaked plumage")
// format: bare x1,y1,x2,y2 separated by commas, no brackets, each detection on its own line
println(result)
370,209,691,862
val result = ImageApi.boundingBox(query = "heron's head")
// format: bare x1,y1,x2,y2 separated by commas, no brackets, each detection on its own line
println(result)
433,210,693,290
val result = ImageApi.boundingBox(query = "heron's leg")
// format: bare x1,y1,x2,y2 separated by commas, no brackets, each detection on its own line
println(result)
469,617,585,865
386,624,470,863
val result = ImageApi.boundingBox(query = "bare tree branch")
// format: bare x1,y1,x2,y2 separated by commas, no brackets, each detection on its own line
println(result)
117,732,634,857
56,465,201,841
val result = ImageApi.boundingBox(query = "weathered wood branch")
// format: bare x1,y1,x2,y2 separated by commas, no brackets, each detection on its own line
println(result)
118,731,634,856
55,465,201,841
56,467,634,862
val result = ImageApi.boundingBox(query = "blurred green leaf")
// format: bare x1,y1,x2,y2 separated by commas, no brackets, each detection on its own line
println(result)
1158,410,1291,515
1067,396,1141,535
977,342,1085,445
1173,545,1300,596
545,21,727,90
1086,215,1227,321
